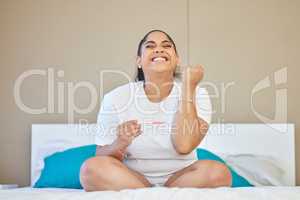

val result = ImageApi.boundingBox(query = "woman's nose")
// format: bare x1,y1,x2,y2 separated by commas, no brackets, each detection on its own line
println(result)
154,49,164,53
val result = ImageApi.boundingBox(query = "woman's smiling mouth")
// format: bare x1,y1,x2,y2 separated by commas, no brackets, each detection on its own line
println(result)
151,56,169,63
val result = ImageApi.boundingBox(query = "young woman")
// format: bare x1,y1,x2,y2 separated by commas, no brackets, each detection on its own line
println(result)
80,30,232,191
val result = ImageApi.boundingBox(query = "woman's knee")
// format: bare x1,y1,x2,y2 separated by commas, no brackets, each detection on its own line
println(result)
81,156,117,175
207,161,232,186
195,160,232,187
80,156,119,190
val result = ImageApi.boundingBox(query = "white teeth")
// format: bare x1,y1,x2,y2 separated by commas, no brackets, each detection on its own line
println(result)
153,57,166,62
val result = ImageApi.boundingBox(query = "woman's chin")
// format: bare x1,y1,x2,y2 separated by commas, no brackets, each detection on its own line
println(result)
149,63,174,73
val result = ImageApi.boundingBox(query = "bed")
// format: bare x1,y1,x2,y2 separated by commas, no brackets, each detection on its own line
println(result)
0,123,299,200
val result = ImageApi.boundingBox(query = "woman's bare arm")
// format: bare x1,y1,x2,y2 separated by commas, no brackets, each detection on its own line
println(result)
95,141,127,161
171,66,209,154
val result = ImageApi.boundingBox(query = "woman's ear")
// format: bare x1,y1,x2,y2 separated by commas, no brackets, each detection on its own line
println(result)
136,56,141,66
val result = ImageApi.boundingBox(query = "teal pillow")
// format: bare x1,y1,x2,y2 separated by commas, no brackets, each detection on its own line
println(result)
34,145,252,188
196,148,253,187
34,144,96,189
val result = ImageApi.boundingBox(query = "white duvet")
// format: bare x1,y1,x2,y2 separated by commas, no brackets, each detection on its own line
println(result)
0,186,299,200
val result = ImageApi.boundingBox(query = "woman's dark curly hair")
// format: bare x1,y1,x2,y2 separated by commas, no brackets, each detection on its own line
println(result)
135,30,178,81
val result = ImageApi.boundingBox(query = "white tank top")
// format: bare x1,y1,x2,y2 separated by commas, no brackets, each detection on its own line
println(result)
95,80,212,176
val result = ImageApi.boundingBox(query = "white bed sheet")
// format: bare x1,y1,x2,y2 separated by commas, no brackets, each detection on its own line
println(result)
1,186,299,200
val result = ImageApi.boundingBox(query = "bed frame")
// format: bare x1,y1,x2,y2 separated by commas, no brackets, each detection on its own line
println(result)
31,123,295,186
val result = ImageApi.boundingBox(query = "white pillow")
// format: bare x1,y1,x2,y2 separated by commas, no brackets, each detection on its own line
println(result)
222,154,285,186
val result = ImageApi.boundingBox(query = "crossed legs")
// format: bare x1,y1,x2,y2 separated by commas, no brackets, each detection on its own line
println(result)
80,156,232,191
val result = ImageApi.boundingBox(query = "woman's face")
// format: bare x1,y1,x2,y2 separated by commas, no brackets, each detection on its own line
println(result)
137,31,180,78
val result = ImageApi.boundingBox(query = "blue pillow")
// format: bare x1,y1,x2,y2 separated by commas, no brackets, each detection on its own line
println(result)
34,145,252,188
196,148,253,187
34,144,96,189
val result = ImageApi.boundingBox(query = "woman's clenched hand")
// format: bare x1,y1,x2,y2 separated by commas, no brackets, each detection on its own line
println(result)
114,120,141,149
182,65,204,89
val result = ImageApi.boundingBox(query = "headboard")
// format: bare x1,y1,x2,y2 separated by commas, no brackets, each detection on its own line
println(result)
31,123,295,186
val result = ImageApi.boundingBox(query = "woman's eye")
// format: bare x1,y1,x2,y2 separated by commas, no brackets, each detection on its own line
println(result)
163,44,172,48
145,45,155,48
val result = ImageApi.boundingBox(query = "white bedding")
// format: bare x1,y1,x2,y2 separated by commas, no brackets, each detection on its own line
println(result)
1,187,299,200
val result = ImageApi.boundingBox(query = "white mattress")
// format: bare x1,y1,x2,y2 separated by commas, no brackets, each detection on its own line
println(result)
1,187,299,200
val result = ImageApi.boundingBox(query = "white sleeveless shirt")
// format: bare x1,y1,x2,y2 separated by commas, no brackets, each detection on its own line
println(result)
95,80,212,177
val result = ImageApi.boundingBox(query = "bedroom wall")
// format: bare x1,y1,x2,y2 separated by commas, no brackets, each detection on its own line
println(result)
0,0,299,186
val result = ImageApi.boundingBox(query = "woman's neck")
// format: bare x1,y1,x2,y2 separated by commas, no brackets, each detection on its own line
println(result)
144,75,174,103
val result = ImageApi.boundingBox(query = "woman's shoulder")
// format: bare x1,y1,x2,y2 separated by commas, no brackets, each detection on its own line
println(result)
103,81,141,102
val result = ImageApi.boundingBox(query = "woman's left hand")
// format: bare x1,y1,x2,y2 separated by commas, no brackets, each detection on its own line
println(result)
182,65,204,89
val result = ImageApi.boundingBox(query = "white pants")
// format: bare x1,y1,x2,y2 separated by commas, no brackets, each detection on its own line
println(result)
145,173,174,187
124,159,198,186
